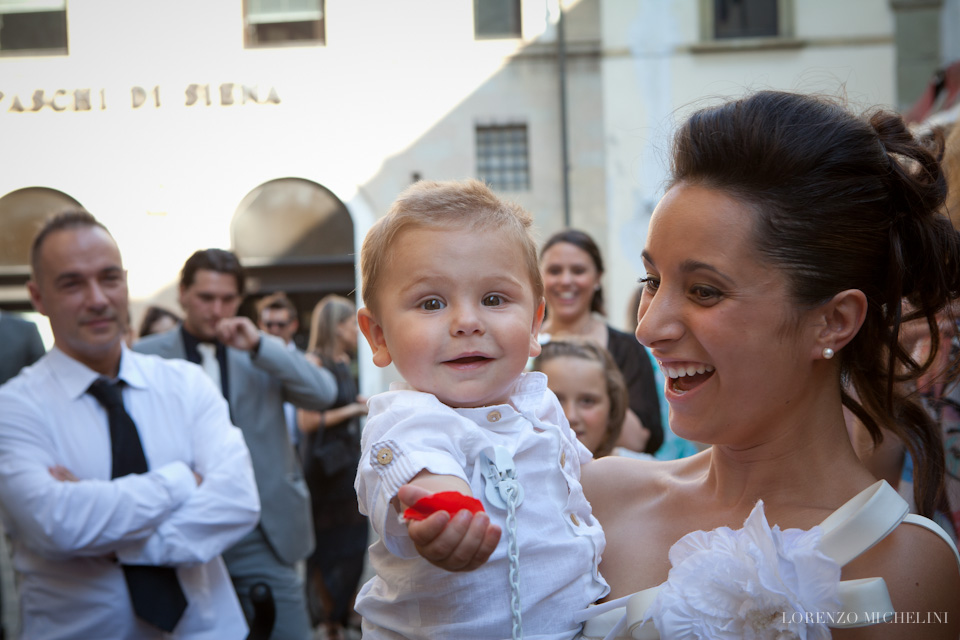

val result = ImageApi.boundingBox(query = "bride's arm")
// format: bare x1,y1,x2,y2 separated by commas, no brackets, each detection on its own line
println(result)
837,523,960,639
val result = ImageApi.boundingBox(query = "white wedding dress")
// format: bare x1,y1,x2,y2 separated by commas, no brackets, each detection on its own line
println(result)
577,481,960,640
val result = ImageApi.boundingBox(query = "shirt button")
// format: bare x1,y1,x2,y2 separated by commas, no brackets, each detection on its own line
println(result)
487,410,501,423
560,451,566,467
376,447,394,465
570,513,580,526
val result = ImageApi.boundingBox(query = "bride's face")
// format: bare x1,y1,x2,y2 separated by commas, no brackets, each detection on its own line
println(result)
635,183,816,445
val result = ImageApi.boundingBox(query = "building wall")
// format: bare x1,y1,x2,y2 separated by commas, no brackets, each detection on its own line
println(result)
2,0,942,392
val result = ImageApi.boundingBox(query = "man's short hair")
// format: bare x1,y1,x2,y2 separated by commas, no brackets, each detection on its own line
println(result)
359,179,543,314
256,291,297,320
179,249,245,296
30,210,109,277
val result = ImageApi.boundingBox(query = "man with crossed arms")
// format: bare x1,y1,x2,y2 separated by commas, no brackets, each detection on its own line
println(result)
0,211,260,639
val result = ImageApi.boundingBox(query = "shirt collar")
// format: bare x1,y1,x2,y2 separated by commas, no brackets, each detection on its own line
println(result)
117,344,148,390
181,324,206,350
180,324,224,362
509,371,549,414
47,344,147,401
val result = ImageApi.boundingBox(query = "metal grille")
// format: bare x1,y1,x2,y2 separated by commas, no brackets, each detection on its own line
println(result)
714,0,778,39
473,0,521,39
476,124,530,192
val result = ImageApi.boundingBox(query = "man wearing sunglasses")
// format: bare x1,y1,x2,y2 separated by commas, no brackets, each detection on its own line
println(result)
257,292,304,455
257,293,299,348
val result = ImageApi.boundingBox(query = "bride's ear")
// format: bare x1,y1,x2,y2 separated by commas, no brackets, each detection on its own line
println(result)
812,289,867,360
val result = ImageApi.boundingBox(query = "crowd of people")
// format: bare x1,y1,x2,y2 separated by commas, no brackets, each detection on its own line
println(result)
0,88,958,640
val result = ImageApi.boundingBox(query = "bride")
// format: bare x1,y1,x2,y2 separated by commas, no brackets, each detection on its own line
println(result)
579,90,960,639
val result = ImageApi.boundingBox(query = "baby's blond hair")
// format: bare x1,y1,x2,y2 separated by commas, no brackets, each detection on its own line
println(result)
360,179,543,314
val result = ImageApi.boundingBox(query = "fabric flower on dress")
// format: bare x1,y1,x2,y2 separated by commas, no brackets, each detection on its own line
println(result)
644,500,842,640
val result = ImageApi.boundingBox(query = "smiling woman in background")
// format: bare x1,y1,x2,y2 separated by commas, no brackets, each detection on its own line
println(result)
539,229,663,454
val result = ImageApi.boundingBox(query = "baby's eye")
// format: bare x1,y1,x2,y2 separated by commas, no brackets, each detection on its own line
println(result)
482,295,503,307
421,298,445,311
579,396,598,408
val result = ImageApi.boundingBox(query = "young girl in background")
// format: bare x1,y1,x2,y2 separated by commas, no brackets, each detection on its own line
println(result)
533,339,627,458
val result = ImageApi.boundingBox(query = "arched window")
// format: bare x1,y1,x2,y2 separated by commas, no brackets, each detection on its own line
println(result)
232,177,353,260
0,186,84,308
231,178,356,346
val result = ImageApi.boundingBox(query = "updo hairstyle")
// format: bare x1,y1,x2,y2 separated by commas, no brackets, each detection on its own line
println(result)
670,90,960,518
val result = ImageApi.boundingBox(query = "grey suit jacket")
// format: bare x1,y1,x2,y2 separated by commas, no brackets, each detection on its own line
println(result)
0,313,46,386
134,327,337,565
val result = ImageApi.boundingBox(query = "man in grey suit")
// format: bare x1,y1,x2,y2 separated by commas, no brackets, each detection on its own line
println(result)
0,311,45,385
135,249,337,640
256,292,304,456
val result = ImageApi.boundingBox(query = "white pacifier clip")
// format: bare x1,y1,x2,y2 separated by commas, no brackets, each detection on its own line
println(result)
481,446,524,640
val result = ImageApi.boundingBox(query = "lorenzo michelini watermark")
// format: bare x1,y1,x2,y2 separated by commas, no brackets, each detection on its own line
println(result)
782,611,950,625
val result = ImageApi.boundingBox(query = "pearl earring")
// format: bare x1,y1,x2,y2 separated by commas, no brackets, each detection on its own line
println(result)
822,347,835,360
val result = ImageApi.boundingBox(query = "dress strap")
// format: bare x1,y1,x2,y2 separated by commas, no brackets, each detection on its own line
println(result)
818,480,908,567
578,588,661,640
903,513,960,567
825,508,960,628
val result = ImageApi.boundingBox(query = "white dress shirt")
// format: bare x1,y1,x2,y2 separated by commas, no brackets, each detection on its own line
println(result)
355,372,609,640
0,346,261,640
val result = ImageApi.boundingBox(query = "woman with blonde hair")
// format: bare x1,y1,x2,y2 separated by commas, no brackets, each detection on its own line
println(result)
299,294,367,640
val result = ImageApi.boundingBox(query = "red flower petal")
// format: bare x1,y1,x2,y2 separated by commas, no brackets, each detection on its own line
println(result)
403,491,485,521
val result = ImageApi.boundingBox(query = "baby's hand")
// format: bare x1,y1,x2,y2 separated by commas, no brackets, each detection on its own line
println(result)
399,484,501,572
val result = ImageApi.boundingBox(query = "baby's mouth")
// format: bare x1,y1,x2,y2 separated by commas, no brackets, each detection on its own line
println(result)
445,355,492,365
660,362,716,393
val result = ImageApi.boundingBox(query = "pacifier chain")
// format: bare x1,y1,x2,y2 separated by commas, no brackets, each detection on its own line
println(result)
504,480,522,640
481,447,524,640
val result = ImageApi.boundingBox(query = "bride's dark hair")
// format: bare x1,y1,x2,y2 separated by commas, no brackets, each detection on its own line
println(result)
670,90,960,518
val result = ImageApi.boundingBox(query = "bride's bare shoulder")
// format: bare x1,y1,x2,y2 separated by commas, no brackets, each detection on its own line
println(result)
581,452,705,510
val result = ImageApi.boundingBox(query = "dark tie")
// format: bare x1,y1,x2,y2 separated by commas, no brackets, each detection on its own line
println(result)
87,378,188,632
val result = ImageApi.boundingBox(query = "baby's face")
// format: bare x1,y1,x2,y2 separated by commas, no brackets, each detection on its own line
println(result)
358,225,543,408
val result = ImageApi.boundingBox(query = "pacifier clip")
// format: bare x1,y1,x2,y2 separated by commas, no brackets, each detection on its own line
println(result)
481,446,524,640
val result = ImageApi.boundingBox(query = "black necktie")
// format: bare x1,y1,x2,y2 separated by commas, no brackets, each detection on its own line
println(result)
87,378,188,632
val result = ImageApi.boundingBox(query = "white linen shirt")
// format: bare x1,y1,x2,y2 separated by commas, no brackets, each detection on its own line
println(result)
0,346,261,640
355,372,609,640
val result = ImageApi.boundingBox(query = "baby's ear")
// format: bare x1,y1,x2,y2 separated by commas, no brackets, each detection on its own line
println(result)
357,307,393,368
528,298,546,358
